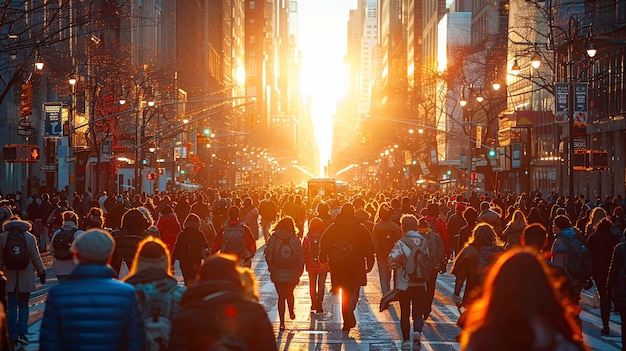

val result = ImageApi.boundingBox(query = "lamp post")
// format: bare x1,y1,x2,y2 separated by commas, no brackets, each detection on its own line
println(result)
459,86,484,196
67,76,77,205
560,18,596,207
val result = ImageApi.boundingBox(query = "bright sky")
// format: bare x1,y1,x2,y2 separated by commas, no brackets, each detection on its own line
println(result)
298,0,356,177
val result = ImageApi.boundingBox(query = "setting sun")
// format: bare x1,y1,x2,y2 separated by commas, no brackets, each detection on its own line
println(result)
299,0,355,176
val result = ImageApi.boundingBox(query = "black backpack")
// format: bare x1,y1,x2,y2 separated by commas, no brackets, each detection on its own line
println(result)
52,228,78,260
330,240,355,268
3,230,30,271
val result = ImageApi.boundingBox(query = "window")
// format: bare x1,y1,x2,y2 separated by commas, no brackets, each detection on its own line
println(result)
250,1,255,9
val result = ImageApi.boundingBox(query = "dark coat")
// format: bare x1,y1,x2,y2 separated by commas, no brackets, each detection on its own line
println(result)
319,212,374,288
169,280,276,351
172,227,209,280
587,226,620,285
111,229,151,273
39,264,146,351
608,243,626,310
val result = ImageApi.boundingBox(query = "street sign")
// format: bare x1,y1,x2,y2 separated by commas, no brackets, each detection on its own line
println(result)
40,164,55,172
17,128,32,137
65,156,77,163
44,102,63,137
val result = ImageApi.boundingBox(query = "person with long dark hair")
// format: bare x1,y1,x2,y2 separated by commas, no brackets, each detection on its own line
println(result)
461,249,588,351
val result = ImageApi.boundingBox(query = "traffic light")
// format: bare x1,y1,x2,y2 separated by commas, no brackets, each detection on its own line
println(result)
20,81,32,118
470,172,476,180
203,128,211,136
487,149,497,158
29,146,40,161
146,173,156,180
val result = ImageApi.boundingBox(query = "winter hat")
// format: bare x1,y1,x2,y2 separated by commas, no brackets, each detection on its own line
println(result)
198,255,243,287
71,229,115,264
121,208,150,232
228,206,240,220
129,238,170,275
184,213,201,230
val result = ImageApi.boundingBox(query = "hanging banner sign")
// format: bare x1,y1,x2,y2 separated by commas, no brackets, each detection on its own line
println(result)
573,82,588,127
44,102,63,136
555,83,568,123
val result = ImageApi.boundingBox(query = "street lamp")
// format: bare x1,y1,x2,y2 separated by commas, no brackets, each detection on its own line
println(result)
67,76,77,204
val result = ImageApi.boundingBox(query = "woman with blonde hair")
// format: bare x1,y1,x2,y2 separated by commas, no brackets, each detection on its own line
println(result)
461,249,588,351
503,209,527,249
123,237,186,351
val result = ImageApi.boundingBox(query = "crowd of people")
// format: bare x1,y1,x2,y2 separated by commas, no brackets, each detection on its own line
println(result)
0,186,624,350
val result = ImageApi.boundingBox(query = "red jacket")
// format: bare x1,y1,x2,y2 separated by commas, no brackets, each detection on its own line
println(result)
302,231,329,274
156,213,181,252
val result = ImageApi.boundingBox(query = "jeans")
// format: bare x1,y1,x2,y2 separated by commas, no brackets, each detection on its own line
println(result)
397,286,426,341
8,292,30,340
377,258,393,296
340,285,360,328
595,278,612,329
308,272,327,308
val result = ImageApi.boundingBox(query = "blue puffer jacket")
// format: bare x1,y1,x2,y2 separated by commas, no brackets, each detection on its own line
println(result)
39,264,146,351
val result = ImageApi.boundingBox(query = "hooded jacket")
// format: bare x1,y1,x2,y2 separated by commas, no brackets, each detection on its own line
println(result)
0,219,45,293
265,229,304,284
319,212,374,288
169,280,276,351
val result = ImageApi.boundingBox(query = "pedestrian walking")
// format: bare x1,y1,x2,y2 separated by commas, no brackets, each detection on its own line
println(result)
259,192,278,242
319,203,374,332
123,237,186,351
265,217,304,330
608,236,626,350
372,203,403,296
156,205,181,252
451,223,504,312
585,217,620,335
387,214,432,350
49,211,84,282
502,209,527,249
39,229,146,351
460,249,587,351
169,254,277,351
172,213,210,285
302,217,329,313
212,206,257,267
0,217,45,347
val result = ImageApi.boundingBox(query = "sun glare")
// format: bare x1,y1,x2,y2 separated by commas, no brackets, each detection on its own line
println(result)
299,0,355,177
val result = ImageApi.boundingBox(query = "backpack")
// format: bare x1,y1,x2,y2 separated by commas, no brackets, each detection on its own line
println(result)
139,285,182,351
52,228,77,260
118,259,130,280
309,237,321,263
422,231,445,271
402,236,434,283
330,240,356,268
563,236,593,285
222,222,246,256
3,230,30,271
272,237,298,269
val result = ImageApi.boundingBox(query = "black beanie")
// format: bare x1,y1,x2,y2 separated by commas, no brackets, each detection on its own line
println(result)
184,213,201,229
198,255,242,286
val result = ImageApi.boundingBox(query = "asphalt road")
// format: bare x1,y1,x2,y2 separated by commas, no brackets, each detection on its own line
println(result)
18,238,624,350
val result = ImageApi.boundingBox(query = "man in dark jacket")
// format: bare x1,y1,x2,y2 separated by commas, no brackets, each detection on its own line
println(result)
39,229,146,351
319,203,374,332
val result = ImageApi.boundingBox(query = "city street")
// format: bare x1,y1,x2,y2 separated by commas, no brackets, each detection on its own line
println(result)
19,238,624,350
